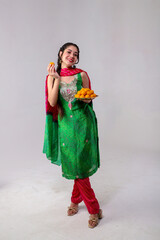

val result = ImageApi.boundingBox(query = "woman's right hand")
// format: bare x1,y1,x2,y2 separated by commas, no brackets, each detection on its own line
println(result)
47,63,60,79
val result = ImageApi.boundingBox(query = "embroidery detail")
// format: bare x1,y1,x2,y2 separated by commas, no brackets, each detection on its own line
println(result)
60,77,77,109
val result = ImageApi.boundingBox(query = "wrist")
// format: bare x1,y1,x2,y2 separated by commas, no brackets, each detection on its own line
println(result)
54,77,60,82
48,74,54,78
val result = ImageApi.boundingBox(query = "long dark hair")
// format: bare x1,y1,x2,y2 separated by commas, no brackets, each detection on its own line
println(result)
56,42,80,119
56,42,80,74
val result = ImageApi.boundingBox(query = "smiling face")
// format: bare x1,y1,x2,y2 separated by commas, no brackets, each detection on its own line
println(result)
60,45,79,68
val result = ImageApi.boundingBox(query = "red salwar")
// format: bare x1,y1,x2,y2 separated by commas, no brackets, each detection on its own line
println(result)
71,177,100,214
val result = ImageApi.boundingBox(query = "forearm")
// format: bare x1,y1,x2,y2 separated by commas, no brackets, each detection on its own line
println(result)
48,76,60,107
81,72,91,103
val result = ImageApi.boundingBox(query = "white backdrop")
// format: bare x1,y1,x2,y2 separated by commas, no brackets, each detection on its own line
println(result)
0,0,160,177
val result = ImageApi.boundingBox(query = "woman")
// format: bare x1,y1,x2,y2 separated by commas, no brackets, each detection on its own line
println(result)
43,42,102,228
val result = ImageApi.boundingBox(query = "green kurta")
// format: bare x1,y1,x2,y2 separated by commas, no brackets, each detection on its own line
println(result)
58,73,100,179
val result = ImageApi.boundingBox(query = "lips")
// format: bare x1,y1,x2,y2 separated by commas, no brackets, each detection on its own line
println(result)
68,58,73,63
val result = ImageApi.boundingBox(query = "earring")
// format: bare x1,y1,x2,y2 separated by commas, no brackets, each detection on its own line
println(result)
59,59,62,64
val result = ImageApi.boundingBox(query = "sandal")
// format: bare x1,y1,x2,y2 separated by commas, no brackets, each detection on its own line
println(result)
67,204,79,216
88,209,103,228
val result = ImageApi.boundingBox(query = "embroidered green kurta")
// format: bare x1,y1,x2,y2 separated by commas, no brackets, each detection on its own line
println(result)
58,73,100,179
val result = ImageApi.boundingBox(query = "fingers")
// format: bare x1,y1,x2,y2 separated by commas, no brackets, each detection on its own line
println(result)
76,99,91,103
47,63,52,72
47,63,55,74
82,99,91,103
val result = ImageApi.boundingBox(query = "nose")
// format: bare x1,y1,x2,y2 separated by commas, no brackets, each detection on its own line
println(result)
70,52,74,58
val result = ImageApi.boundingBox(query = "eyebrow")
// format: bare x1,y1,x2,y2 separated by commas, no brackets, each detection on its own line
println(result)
68,48,78,54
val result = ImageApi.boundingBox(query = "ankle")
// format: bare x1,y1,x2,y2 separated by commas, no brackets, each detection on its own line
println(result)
70,202,78,207
90,213,98,217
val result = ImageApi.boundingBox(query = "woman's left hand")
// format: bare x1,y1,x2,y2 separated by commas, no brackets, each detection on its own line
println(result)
78,99,91,103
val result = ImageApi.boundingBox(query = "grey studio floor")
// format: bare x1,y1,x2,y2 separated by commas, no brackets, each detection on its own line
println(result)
0,148,160,240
